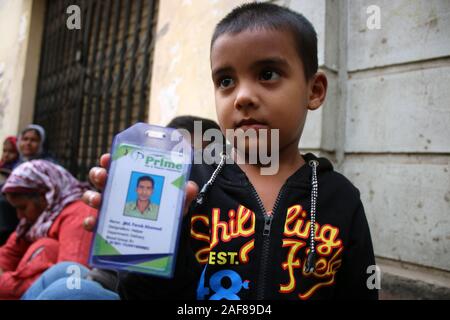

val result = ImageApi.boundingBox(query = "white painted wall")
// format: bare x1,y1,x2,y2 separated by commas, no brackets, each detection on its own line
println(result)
344,155,450,271
0,0,44,143
343,0,450,271
0,0,32,141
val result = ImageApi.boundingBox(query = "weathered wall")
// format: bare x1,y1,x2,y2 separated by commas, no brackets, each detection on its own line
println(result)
0,0,44,143
342,0,450,271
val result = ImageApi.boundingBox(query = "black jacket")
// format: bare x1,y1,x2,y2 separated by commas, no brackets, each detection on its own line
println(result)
118,153,378,300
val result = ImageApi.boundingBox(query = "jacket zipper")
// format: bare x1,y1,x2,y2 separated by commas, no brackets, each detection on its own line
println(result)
248,181,287,300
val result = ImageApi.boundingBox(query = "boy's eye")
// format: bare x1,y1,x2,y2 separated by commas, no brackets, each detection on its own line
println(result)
260,70,280,81
218,77,234,89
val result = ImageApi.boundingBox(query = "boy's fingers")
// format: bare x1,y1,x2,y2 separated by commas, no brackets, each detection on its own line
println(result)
89,167,108,190
88,154,109,190
183,181,199,216
83,215,97,232
100,153,111,169
82,190,102,209
82,154,109,232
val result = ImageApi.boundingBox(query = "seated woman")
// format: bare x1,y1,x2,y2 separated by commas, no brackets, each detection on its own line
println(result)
17,124,57,165
0,160,97,299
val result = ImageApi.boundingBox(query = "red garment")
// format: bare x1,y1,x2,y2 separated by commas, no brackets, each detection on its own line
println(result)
0,200,97,299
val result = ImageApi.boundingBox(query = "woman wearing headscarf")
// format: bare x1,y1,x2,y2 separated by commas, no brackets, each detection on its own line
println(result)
17,124,57,164
0,160,97,299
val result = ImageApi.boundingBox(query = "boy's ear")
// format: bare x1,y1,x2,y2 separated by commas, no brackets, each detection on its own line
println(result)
307,71,328,111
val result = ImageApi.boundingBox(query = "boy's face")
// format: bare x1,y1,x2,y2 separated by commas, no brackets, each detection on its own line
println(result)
211,28,317,155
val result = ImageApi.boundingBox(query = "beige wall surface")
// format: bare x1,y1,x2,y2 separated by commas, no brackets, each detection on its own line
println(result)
0,0,44,143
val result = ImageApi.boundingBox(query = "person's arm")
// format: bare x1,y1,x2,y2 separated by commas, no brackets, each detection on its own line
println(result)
0,232,32,299
55,202,97,265
334,200,379,299
0,231,29,272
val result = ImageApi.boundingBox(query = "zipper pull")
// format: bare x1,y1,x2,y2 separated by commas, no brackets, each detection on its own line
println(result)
263,215,273,237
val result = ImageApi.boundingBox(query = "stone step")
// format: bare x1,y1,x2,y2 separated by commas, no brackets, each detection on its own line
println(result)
377,257,450,300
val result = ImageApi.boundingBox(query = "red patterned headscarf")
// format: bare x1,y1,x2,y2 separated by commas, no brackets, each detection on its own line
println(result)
2,160,90,241
0,136,19,168
5,136,18,151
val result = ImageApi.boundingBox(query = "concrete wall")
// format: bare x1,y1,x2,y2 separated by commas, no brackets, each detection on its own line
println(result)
0,0,45,143
341,0,450,272
1,0,448,273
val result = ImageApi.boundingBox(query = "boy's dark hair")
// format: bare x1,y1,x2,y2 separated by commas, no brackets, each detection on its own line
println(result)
137,175,154,188
211,2,318,80
167,115,221,134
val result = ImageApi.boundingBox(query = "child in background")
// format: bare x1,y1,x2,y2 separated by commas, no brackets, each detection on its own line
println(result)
0,136,20,184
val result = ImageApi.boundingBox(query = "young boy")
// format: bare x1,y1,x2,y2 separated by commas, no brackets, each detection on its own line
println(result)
87,2,377,300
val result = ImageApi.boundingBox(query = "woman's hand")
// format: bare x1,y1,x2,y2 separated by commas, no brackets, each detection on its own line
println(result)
82,153,199,231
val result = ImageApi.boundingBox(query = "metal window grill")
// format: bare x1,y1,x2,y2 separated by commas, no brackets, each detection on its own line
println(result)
34,0,157,180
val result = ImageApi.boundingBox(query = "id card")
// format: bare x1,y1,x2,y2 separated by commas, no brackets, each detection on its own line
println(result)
89,123,192,278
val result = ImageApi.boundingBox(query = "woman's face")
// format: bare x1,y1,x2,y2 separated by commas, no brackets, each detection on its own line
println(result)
19,130,41,157
2,140,19,163
5,193,47,224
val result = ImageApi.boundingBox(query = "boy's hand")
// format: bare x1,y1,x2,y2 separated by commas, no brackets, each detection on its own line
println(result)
82,153,199,232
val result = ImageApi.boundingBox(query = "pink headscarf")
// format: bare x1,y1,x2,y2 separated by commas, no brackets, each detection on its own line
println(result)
2,160,90,242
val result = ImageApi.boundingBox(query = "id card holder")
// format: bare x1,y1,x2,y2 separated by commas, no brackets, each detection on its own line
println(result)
89,123,192,278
